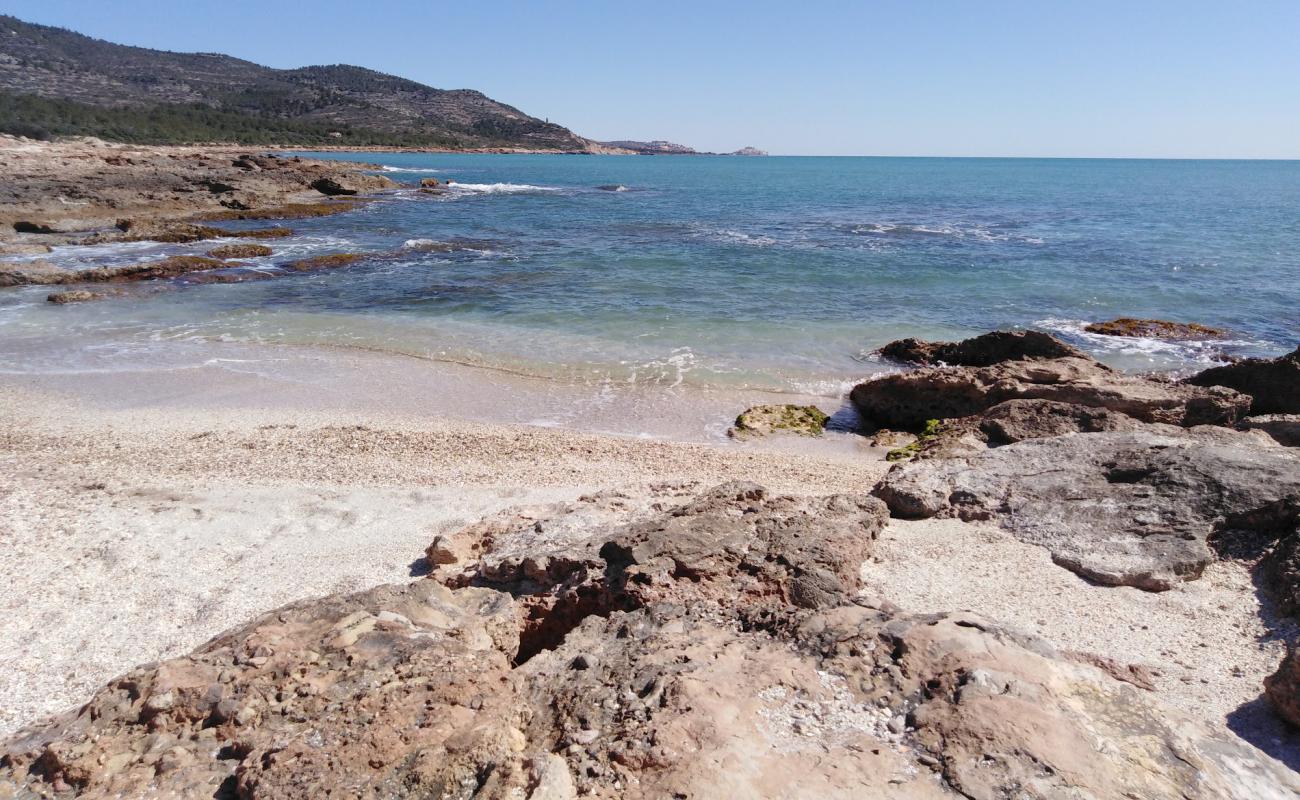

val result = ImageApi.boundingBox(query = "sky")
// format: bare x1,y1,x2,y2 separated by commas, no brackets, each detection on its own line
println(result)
3,0,1299,158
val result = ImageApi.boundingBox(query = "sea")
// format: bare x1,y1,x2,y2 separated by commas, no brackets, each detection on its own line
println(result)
2,153,1297,435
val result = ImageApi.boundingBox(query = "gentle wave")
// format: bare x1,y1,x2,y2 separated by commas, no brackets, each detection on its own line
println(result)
848,222,1044,244
445,182,562,195
379,166,444,174
1035,318,1269,370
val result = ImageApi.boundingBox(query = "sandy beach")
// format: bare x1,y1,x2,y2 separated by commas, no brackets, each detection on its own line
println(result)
0,376,876,737
2,367,1296,770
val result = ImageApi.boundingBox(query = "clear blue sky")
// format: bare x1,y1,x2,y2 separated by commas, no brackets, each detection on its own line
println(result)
5,0,1299,157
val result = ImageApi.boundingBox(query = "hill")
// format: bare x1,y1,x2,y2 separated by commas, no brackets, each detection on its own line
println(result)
0,15,600,150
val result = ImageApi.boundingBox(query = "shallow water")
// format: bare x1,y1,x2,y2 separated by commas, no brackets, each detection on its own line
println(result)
2,154,1297,406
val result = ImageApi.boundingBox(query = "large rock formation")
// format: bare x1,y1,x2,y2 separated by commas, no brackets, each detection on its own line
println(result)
874,427,1300,590
3,483,1297,799
1188,347,1300,415
878,330,1086,366
852,355,1249,430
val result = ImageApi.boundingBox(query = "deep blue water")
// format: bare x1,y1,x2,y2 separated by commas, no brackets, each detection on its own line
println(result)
2,154,1297,392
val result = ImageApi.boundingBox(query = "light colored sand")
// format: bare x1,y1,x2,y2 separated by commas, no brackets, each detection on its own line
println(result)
862,518,1300,763
1,381,1296,771
0,385,880,736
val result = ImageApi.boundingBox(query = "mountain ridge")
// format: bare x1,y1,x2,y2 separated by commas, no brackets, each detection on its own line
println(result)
0,15,606,150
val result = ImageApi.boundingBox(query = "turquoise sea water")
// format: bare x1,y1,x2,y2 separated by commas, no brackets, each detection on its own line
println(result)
1,154,1297,395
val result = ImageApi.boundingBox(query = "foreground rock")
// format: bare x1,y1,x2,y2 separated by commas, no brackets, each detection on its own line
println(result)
874,427,1300,590
1085,317,1226,339
3,482,1295,799
1189,347,1300,414
879,330,1086,366
852,354,1248,430
727,404,828,438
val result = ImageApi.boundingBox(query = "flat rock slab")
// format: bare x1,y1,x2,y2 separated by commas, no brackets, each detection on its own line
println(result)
874,428,1300,590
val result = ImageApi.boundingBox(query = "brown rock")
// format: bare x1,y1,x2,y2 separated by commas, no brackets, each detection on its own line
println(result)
282,253,363,272
1242,414,1300,447
206,243,273,259
1188,347,1300,414
1265,648,1300,728
879,330,1087,366
420,177,442,188
851,355,1249,430
1085,317,1226,340
976,398,1144,444
0,259,66,286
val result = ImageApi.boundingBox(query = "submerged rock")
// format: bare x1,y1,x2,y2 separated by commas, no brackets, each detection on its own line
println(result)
1188,347,1300,414
206,243,273,259
46,289,116,304
728,404,829,438
879,330,1086,366
282,253,363,272
1084,317,1226,340
873,427,1300,590
851,355,1248,430
3,483,1295,799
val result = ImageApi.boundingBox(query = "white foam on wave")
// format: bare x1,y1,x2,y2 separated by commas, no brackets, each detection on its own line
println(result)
851,222,1043,245
379,166,444,174
625,347,697,389
1035,318,1268,370
445,182,562,195
690,225,780,248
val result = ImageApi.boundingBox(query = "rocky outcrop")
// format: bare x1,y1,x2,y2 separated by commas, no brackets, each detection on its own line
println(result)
975,398,1143,444
308,174,395,196
0,259,64,287
0,138,391,239
206,243,273,259
873,427,1300,590
4,482,1296,799
1188,347,1300,414
1085,317,1226,339
1266,648,1300,729
0,255,234,286
878,330,1086,366
727,404,829,438
1243,414,1300,447
852,355,1249,430
282,253,362,272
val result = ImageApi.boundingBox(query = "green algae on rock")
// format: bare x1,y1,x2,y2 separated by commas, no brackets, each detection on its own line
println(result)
728,404,829,438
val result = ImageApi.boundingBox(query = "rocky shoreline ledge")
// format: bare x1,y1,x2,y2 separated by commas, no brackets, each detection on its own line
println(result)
1,330,1297,798
0,136,395,252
